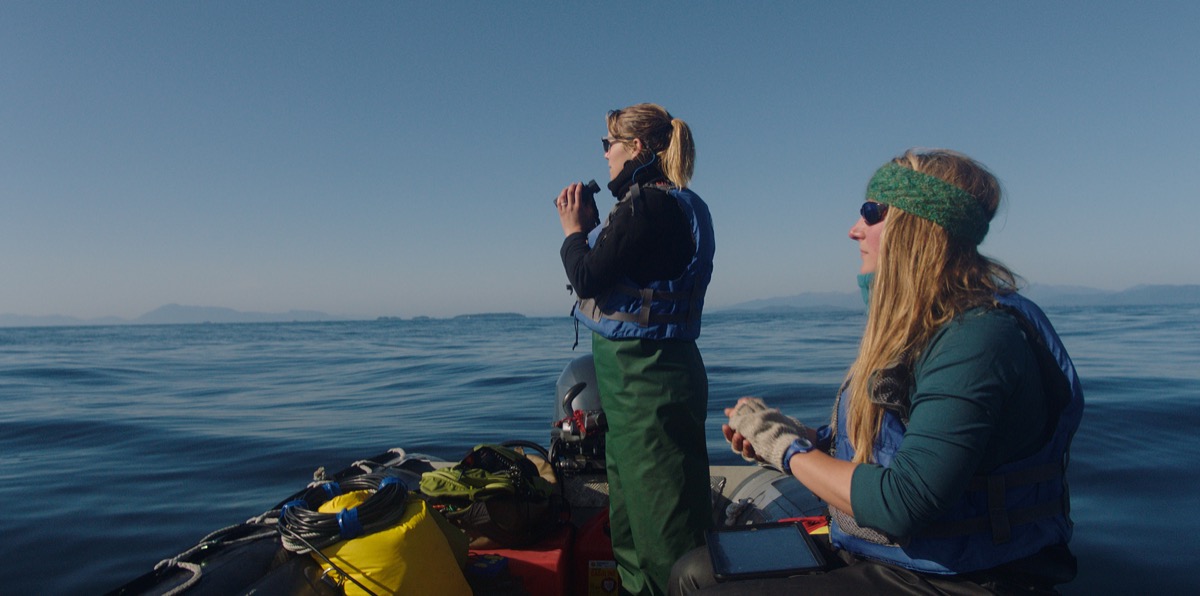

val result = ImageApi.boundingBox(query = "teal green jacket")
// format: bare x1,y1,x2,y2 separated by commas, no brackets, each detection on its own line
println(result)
849,307,1052,537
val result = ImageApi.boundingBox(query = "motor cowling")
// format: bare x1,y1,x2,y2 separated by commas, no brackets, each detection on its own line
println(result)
550,355,607,474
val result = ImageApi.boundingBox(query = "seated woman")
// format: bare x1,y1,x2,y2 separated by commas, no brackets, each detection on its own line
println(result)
670,149,1083,595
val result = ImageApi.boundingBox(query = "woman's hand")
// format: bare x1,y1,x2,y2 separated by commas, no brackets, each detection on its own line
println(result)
725,397,810,470
723,424,760,462
723,397,764,462
726,397,857,515
555,182,598,237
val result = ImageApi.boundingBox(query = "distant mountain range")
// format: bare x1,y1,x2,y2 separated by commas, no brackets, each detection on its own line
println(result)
720,291,865,312
718,283,1200,312
0,304,349,328
2,285,1197,327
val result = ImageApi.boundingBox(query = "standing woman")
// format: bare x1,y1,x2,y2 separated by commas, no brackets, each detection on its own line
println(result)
555,103,715,596
672,149,1082,594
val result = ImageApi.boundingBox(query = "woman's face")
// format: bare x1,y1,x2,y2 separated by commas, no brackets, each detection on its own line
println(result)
849,202,887,274
604,136,637,181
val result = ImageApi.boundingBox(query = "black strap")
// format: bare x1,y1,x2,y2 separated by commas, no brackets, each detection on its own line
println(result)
922,499,1065,543
923,461,1065,543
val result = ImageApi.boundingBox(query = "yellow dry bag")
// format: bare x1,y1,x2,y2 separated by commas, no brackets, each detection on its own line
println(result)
316,492,470,595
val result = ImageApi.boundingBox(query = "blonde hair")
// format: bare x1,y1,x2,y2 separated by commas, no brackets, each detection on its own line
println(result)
843,149,1019,464
607,103,695,188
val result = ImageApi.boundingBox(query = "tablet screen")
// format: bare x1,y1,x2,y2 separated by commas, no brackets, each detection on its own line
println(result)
707,522,824,580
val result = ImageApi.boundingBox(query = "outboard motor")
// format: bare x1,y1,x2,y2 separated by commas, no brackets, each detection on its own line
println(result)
550,355,607,475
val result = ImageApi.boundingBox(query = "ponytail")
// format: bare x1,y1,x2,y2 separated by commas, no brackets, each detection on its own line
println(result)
660,118,695,188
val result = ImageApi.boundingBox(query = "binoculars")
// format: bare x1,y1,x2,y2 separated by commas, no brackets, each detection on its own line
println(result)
555,180,602,229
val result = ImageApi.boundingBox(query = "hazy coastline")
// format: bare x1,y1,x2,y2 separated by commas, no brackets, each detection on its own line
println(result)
3,284,1198,328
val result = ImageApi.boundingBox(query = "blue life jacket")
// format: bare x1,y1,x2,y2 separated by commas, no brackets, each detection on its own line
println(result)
572,184,715,341
829,293,1084,574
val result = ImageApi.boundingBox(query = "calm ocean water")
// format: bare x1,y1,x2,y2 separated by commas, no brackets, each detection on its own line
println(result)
1,307,1197,594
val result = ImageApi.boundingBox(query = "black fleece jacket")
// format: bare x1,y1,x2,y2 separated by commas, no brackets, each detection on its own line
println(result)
559,161,695,299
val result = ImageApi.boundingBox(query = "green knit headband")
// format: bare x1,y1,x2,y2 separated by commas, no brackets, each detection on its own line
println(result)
866,162,990,245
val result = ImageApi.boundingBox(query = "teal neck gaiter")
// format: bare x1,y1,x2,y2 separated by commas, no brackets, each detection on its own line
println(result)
857,272,874,307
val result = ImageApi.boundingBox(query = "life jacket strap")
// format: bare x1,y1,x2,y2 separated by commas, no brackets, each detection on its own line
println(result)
922,461,1066,544
922,500,1066,545
966,461,1062,492
611,284,691,302
585,284,695,327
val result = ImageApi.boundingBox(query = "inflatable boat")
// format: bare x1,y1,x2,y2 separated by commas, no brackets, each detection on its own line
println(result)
106,357,826,595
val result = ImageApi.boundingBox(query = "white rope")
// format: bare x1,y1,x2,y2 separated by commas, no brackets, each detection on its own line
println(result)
154,558,203,596
150,520,278,593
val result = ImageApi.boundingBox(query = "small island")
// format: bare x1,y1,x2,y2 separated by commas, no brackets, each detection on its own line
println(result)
452,312,527,320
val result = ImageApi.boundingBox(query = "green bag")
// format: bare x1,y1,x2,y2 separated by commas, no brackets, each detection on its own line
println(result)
420,444,561,547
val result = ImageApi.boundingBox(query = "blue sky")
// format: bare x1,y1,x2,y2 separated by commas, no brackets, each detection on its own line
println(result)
3,2,1196,319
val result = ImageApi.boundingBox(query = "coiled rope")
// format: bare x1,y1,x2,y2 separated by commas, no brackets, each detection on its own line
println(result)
278,473,409,554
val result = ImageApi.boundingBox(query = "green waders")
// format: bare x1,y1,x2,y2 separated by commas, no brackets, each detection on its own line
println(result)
592,334,713,596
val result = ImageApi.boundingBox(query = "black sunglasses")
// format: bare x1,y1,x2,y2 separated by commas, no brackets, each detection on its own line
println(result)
860,202,889,225
602,137,630,152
